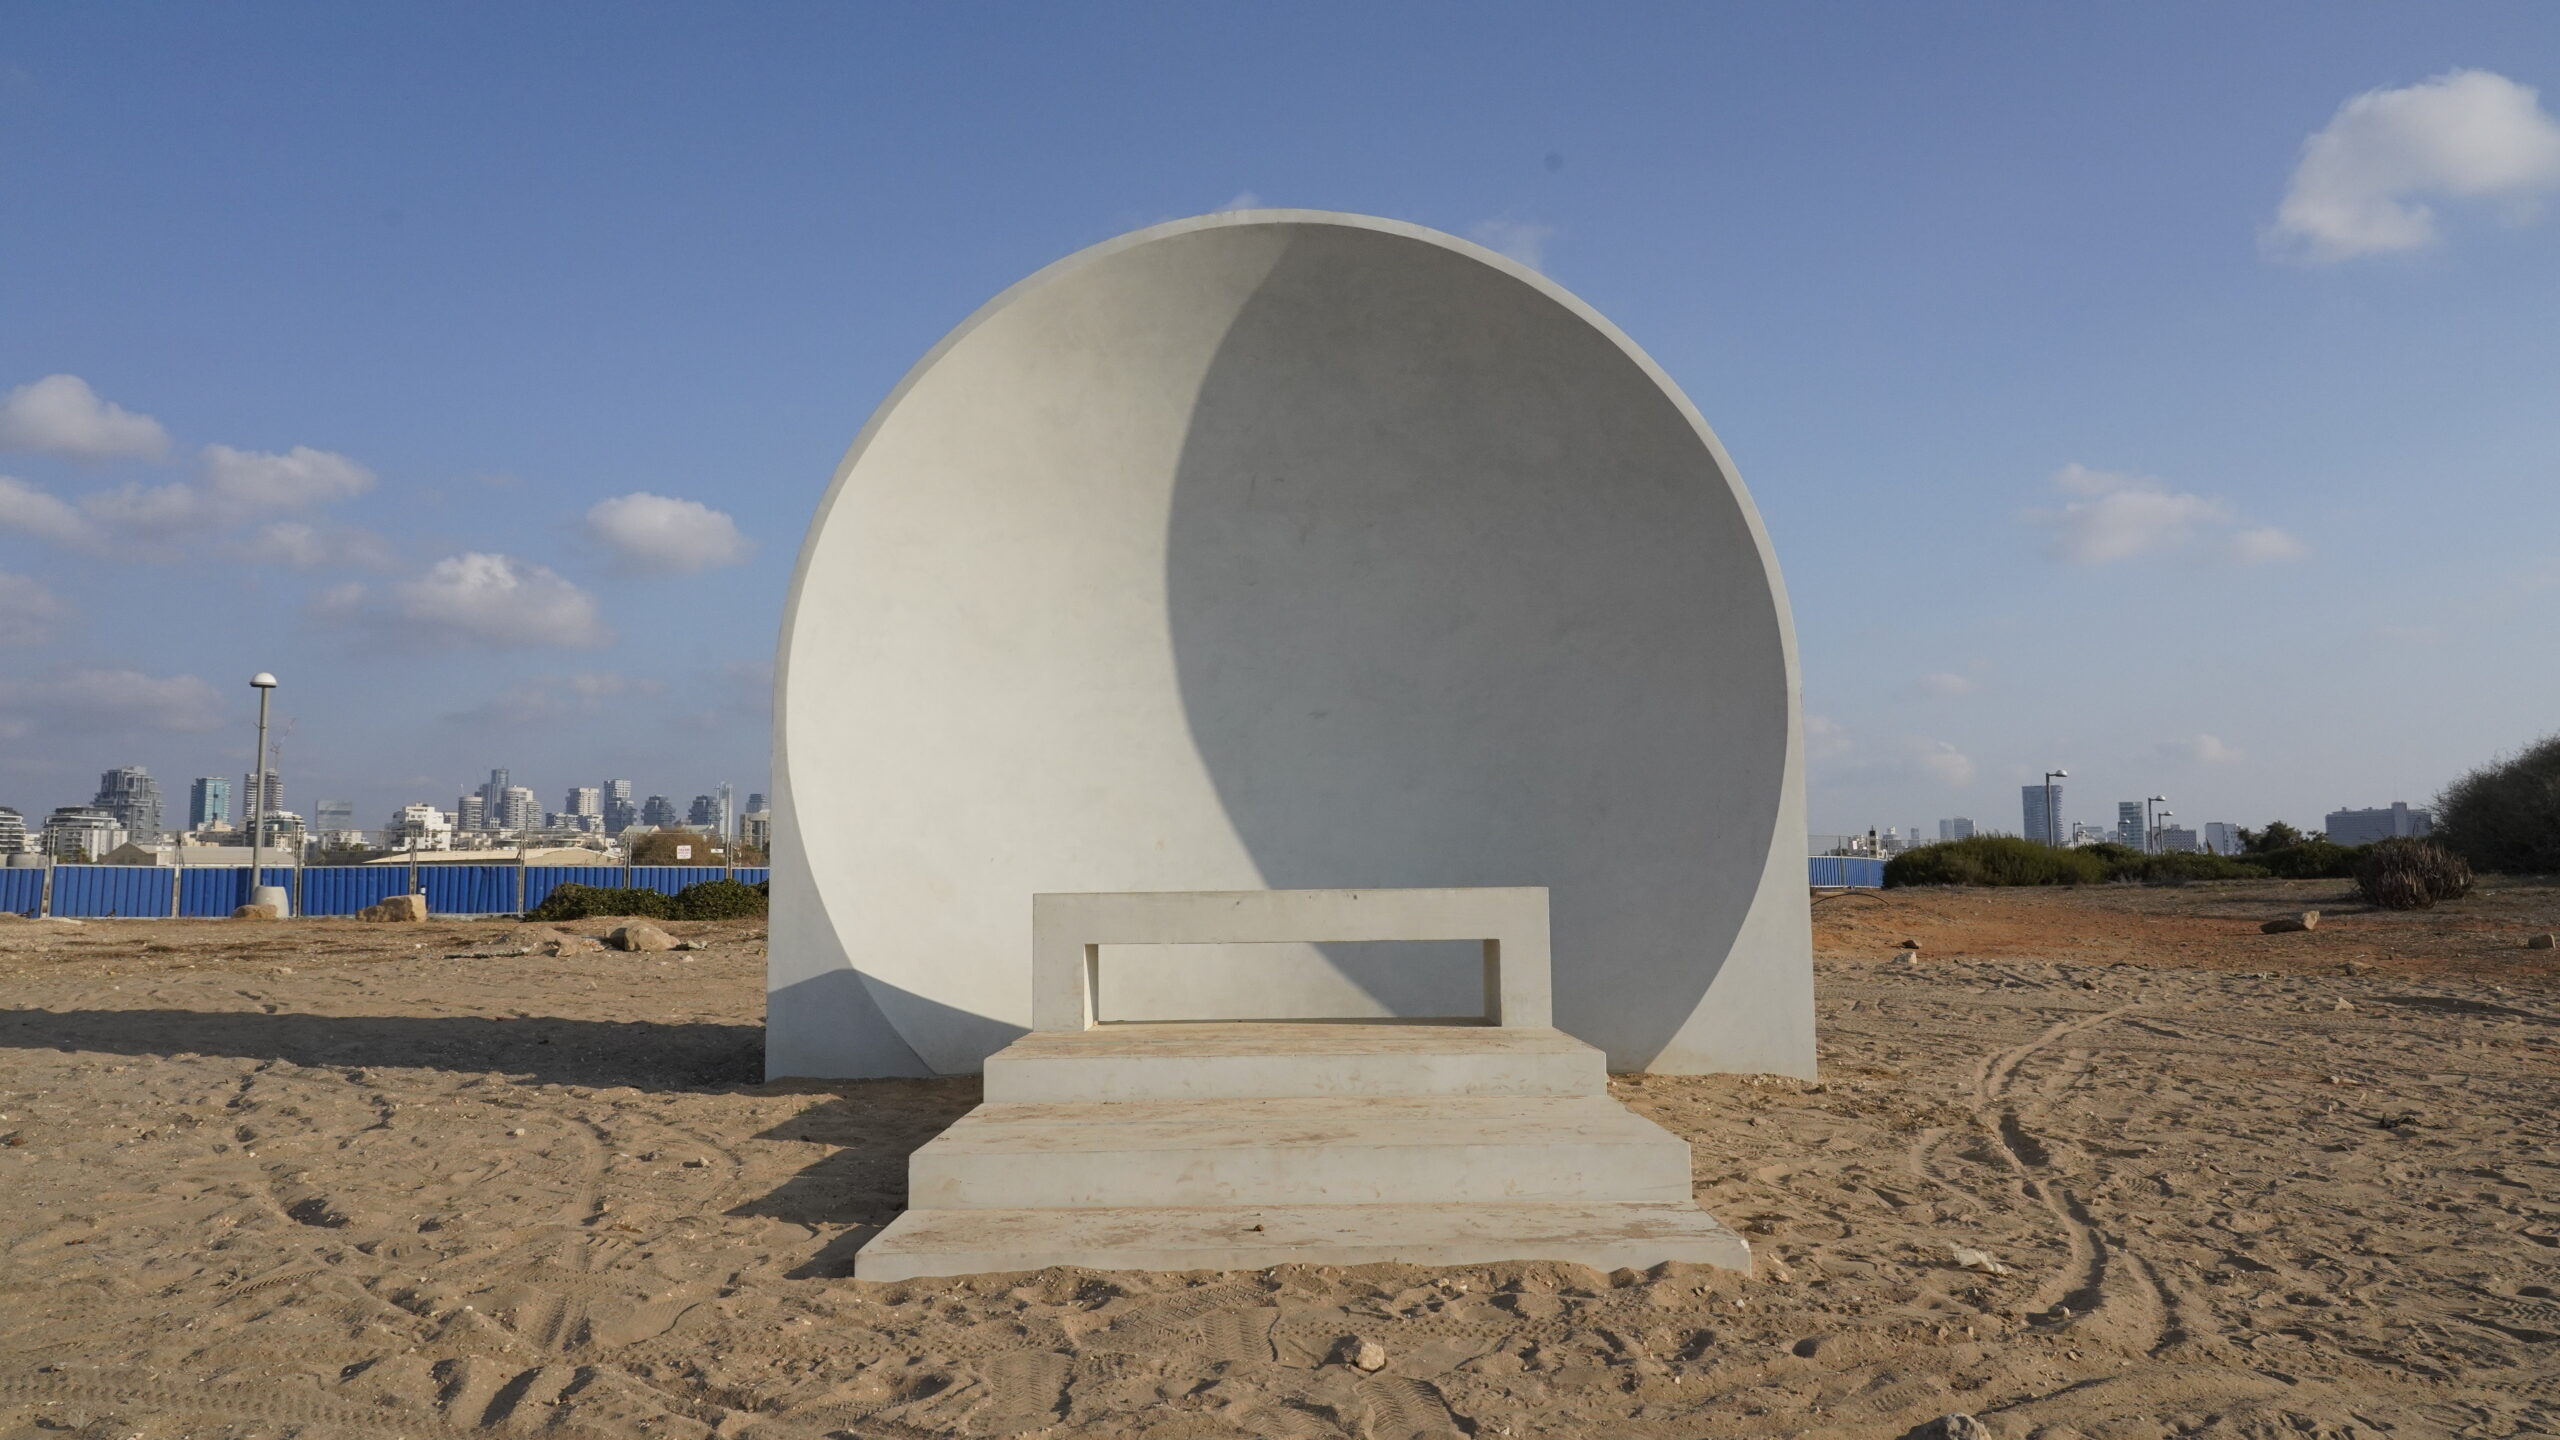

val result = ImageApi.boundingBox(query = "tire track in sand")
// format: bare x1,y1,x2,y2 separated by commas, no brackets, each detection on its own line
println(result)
1940,1004,2179,1351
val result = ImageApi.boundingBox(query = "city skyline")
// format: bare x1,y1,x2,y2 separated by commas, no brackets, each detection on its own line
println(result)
2,9,2555,832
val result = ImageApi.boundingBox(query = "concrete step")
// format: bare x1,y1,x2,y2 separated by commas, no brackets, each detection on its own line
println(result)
854,1201,1750,1281
983,1023,1607,1103
907,1095,1694,1210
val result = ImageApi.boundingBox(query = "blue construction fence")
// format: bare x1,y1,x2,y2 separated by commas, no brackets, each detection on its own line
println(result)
3,864,772,919
1808,856,1887,889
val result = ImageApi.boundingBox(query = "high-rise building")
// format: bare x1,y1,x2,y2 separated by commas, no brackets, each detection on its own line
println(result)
2156,825,2200,854
640,794,678,829
746,791,766,815
0,806,27,855
740,807,772,859
2021,783,2064,847
2326,802,2431,846
469,768,514,829
567,786,603,818
42,806,125,860
603,779,637,835
498,785,539,832
189,777,232,830
386,803,454,851
92,765,163,843
716,781,736,838
2204,821,2242,855
225,768,289,846
315,798,356,833
687,794,718,826
456,793,488,832
2116,801,2142,849
242,769,284,816
1937,817,1974,841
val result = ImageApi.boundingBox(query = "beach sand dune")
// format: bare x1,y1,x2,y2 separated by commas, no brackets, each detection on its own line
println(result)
2,878,2555,1437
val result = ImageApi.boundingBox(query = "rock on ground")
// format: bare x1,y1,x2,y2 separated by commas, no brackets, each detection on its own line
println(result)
356,894,428,923
609,922,675,952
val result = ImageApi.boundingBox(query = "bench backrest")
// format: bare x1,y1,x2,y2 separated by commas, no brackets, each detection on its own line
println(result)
1031,887,1553,1031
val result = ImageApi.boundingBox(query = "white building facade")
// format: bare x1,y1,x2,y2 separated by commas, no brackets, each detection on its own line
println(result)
2327,803,2431,846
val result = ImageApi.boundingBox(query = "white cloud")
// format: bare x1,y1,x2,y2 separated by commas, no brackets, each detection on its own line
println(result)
2227,525,2308,563
1917,741,1977,787
2033,463,2305,566
0,475,100,548
1804,712,1851,759
1470,218,1555,271
2266,69,2560,261
2159,733,2242,764
1216,191,1265,212
388,552,609,649
0,570,67,646
1918,671,1976,698
1809,725,1977,791
69,444,377,547
439,671,667,730
200,444,374,510
585,492,751,572
81,478,207,536
0,375,170,461
308,581,368,622
0,668,224,735
231,519,397,571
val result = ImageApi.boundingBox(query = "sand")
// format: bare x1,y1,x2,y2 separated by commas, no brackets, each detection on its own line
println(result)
1,878,2556,1438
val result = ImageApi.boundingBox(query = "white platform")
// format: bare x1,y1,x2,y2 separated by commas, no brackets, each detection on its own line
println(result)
983,1022,1605,1102
854,1022,1749,1280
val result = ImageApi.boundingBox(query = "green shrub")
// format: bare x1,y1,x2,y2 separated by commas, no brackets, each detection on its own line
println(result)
671,878,767,920
2354,837,2474,910
526,882,675,922
2247,841,2363,880
525,878,769,923
2101,849,2266,885
1885,836,2106,887
2435,732,2560,875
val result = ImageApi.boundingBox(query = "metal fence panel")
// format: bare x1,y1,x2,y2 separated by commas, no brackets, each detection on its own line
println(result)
50,865,175,918
177,867,297,916
626,865,717,896
1808,856,1887,889
730,867,769,887
298,866,411,917
523,866,627,911
0,868,42,916
422,865,519,916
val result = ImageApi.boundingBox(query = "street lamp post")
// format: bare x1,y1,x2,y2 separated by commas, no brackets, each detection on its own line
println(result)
2155,810,2175,853
247,673,289,916
2145,794,2168,854
2044,769,2069,848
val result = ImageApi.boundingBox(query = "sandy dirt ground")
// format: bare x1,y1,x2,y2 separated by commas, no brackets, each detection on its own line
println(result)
2,878,2557,1439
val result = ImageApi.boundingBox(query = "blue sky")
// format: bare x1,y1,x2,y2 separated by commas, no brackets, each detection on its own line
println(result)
2,4,2556,840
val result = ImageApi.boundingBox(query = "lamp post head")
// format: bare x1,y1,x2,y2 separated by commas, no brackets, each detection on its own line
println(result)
250,673,278,689
2051,768,2069,778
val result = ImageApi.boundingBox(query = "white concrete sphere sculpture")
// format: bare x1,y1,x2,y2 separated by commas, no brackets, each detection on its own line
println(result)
770,211,1813,1080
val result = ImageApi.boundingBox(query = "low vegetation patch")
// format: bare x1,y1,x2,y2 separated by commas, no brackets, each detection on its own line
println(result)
526,878,769,923
1886,836,2105,887
2353,837,2474,910
1886,835,2285,888
2435,732,2560,876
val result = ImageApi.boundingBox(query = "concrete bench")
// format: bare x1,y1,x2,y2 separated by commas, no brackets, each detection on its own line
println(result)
1031,887,1552,1031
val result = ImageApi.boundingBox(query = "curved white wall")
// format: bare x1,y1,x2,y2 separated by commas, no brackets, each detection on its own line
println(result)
770,212,1813,1079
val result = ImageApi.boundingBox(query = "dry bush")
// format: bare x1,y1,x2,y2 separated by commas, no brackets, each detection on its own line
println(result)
2353,837,2474,910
